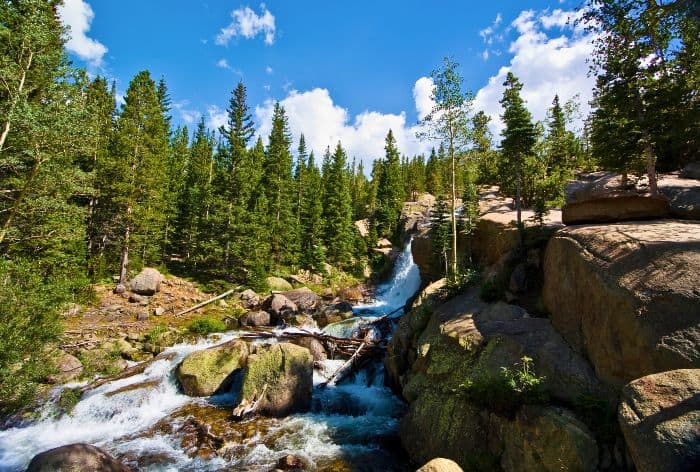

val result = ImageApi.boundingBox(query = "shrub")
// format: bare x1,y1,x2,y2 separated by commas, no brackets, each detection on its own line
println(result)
188,317,227,335
145,324,168,343
460,356,548,416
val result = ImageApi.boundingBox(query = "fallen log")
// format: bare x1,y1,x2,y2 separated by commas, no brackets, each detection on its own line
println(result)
81,351,176,394
320,342,366,388
174,288,238,317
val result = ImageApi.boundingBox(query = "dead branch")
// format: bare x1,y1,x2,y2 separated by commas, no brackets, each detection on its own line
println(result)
174,288,238,317
81,351,176,394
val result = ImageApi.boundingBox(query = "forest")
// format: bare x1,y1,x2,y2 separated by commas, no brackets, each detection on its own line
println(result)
1,0,698,415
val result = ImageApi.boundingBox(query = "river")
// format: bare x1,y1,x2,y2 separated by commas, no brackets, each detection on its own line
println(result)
0,239,422,471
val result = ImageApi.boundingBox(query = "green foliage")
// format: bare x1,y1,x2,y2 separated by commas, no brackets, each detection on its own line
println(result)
57,387,82,415
145,324,168,343
188,317,227,335
373,130,404,238
460,356,548,416
445,266,480,297
323,143,355,268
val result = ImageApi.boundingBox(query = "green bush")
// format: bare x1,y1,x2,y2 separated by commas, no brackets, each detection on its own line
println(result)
145,324,168,343
460,356,548,416
188,317,227,335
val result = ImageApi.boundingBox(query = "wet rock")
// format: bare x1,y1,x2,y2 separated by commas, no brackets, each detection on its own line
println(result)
417,458,464,472
241,310,271,327
264,293,298,321
239,342,313,416
291,337,327,362
176,340,249,396
27,443,130,472
266,276,293,292
543,221,700,386
619,369,700,472
47,352,83,384
239,289,260,308
129,268,164,295
280,287,321,312
276,454,306,470
316,301,354,327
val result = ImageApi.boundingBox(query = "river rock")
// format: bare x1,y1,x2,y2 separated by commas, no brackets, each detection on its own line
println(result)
543,221,700,386
291,337,327,362
176,340,249,396
276,454,307,470
241,310,271,327
47,351,83,384
562,194,670,225
618,369,700,472
266,276,293,292
26,443,129,472
239,289,260,308
129,268,164,295
239,342,313,416
315,301,354,327
338,286,363,303
264,293,298,321
280,287,321,312
417,458,464,472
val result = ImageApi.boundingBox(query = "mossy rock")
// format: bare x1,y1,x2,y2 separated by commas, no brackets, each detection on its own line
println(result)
240,342,313,417
265,276,293,291
176,340,249,396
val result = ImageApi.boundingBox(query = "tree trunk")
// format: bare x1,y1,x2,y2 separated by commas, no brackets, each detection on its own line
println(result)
644,142,658,195
0,49,33,153
118,206,132,285
450,145,458,280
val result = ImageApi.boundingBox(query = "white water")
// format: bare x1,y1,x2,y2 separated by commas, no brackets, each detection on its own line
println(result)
0,240,421,472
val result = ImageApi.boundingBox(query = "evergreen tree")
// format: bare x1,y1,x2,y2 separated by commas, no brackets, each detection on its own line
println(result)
300,151,326,271
374,129,404,239
499,72,536,232
323,142,355,268
163,125,188,258
471,111,498,184
263,103,299,268
425,148,444,196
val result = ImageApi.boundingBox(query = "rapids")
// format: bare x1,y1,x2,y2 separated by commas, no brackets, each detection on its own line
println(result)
0,239,421,471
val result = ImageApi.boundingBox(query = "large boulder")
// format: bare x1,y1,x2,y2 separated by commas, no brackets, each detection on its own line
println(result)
500,405,598,472
659,173,700,220
176,340,249,396
239,342,313,416
264,293,298,321
562,194,670,225
315,301,354,327
619,369,700,472
280,287,321,312
27,443,129,472
417,458,464,472
240,310,271,327
129,268,164,295
266,276,293,292
238,289,260,309
543,221,700,386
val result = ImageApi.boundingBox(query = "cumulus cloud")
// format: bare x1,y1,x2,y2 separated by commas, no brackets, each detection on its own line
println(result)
413,76,435,121
216,4,276,46
473,8,596,137
207,105,228,130
57,0,107,66
266,66,273,74
254,81,435,171
216,58,231,69
173,100,201,125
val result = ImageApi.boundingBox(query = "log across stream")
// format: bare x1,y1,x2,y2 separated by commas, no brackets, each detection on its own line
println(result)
0,238,422,471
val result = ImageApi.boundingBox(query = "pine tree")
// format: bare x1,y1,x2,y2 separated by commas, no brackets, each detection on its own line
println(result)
323,142,355,268
425,148,444,196
300,151,325,271
263,103,299,268
374,130,404,239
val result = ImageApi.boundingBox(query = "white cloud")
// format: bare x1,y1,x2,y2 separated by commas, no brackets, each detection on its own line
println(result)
481,50,490,61
413,76,435,121
217,58,231,69
266,66,273,74
207,105,228,130
473,8,596,138
254,82,434,171
57,0,107,66
174,100,201,125
216,4,276,46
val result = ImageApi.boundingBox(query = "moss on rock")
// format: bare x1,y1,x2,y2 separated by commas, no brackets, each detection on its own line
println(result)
176,340,249,396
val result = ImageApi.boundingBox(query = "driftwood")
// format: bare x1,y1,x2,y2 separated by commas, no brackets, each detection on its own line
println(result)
80,351,176,394
232,384,268,419
321,342,366,388
174,288,238,317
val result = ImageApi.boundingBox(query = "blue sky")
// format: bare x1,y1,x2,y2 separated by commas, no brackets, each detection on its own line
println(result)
58,0,596,167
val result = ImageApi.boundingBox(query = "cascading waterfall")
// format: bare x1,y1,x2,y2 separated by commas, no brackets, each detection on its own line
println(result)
0,239,421,472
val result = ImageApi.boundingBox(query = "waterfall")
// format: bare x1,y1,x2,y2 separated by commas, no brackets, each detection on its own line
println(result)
0,239,421,471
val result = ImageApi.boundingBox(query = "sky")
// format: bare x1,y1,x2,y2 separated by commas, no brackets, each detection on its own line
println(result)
57,0,597,170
